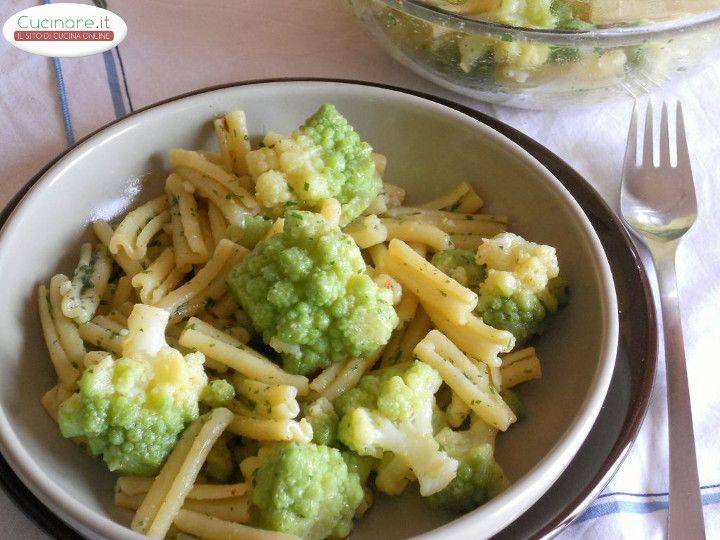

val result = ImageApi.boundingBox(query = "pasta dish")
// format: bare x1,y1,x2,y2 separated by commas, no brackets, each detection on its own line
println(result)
38,104,567,539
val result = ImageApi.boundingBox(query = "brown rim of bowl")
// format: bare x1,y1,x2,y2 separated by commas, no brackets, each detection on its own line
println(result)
0,78,657,539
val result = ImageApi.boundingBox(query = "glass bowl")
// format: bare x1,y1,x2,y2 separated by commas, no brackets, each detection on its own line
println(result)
346,0,720,109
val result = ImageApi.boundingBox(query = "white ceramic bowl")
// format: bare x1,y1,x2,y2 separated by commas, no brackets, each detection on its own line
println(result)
0,81,617,539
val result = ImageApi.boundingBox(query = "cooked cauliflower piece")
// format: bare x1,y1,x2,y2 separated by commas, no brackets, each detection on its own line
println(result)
246,104,382,226
228,210,398,375
335,361,458,496
251,442,364,540
474,232,565,345
58,305,207,475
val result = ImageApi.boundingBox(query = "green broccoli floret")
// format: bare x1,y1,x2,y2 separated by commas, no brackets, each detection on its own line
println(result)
476,291,547,345
302,397,339,446
429,415,508,512
204,433,234,482
228,210,399,375
335,360,458,496
201,379,236,408
431,249,487,288
58,305,207,475
251,442,364,540
225,215,273,249
248,104,382,226
474,232,565,346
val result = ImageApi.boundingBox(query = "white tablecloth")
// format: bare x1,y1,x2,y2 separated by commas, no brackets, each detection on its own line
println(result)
0,1,718,538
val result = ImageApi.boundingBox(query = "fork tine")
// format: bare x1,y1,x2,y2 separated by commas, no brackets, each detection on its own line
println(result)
642,100,654,166
675,102,691,171
659,102,671,167
622,103,638,175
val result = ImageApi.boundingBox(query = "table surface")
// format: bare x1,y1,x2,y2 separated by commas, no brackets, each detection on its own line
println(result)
1,1,719,538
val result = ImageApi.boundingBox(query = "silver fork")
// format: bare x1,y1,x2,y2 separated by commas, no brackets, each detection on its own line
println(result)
620,101,705,539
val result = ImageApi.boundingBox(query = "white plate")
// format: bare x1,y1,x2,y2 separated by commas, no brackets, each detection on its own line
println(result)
0,80,618,539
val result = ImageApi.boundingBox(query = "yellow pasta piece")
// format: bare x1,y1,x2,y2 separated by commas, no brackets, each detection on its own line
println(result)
150,268,187,306
385,239,477,325
171,149,257,210
166,173,211,271
379,327,405,368
179,327,308,393
132,248,175,304
232,375,300,419
156,239,247,317
420,182,471,210
111,276,133,309
319,353,381,401
78,320,123,355
397,307,432,363
177,167,252,226
414,330,515,431
455,187,484,213
93,220,144,277
215,110,252,178
381,219,452,252
60,243,113,324
386,207,507,234
500,348,542,388
109,196,170,261
146,230,173,262
173,509,301,540
423,305,514,367
227,415,312,443
132,407,234,538
367,243,388,272
40,279,83,386
207,201,228,247
50,275,87,362
117,491,250,524
308,362,344,395
92,314,126,335
41,383,74,422
320,198,342,227
117,476,248,500
345,215,387,249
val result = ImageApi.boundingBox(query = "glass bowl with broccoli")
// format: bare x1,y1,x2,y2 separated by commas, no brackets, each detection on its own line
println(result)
346,0,720,108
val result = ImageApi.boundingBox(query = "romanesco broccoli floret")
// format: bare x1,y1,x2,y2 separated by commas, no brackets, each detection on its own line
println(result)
228,210,398,375
302,397,339,446
251,442,364,540
225,215,273,249
247,104,382,225
431,249,487,288
474,232,563,345
58,305,207,475
429,415,508,512
201,379,236,408
335,360,458,496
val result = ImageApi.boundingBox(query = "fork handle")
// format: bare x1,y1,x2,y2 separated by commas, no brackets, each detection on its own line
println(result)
654,244,706,539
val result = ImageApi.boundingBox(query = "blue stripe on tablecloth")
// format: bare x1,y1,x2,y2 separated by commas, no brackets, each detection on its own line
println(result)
576,483,720,524
102,50,126,119
44,0,74,145
50,57,75,146
114,47,134,112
